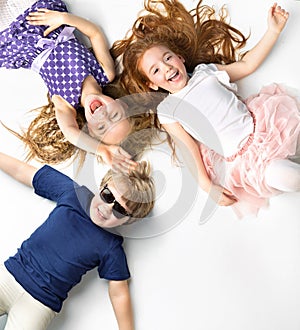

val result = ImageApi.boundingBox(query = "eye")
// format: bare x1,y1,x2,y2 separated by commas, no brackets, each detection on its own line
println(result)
152,67,159,75
165,54,172,61
97,124,106,131
110,112,121,122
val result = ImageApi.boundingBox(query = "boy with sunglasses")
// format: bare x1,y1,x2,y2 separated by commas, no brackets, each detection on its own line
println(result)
0,151,155,330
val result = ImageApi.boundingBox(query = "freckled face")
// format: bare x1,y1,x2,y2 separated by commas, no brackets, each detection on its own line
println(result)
89,182,131,228
84,94,132,145
138,45,189,94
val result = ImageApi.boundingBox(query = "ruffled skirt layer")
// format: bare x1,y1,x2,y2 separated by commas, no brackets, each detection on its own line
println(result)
200,84,300,218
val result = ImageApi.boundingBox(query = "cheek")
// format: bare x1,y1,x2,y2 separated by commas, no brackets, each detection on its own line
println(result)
108,217,128,227
87,125,105,142
102,217,127,228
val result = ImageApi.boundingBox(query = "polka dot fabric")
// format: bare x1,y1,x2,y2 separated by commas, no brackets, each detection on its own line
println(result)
0,0,109,109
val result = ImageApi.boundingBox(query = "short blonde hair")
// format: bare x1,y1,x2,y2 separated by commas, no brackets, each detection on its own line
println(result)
100,161,155,223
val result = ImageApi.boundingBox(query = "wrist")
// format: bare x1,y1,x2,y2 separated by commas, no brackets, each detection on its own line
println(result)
199,179,212,193
96,144,107,155
61,12,73,26
266,26,282,37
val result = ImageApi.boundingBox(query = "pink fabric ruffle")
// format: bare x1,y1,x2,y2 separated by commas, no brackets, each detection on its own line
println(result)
200,84,300,218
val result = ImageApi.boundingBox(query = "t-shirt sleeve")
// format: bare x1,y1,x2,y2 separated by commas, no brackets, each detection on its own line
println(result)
32,165,79,202
193,63,218,73
98,239,131,281
157,97,179,125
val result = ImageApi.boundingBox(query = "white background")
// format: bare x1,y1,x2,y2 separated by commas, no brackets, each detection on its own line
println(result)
1,0,300,329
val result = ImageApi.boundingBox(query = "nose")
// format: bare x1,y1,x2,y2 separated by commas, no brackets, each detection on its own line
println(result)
163,61,172,71
100,204,113,218
95,107,108,119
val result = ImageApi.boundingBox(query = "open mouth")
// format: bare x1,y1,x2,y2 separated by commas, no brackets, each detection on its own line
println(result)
168,71,179,81
90,99,103,114
168,71,179,82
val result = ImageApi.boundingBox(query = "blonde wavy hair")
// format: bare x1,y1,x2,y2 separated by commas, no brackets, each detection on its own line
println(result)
3,83,161,166
101,160,155,221
111,0,248,95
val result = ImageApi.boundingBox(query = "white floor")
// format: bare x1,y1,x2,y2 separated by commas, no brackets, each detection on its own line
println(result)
1,0,300,329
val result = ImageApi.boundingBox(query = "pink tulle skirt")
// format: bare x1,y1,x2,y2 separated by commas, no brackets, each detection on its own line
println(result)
200,84,300,218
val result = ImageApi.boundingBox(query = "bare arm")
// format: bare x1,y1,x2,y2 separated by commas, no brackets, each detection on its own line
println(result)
163,122,237,206
216,3,289,82
53,95,102,154
108,280,134,330
26,9,115,81
0,152,37,187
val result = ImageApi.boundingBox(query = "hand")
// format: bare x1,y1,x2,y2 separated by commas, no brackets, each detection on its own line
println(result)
98,145,138,173
208,184,238,207
26,8,67,36
268,3,289,34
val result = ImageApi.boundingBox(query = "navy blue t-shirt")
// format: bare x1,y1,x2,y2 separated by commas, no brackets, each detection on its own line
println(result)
5,165,130,312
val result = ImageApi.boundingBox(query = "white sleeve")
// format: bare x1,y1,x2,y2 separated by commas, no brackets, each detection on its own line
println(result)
156,96,179,125
157,113,177,125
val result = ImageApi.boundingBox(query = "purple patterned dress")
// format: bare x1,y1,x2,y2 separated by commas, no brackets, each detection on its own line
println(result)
0,0,109,109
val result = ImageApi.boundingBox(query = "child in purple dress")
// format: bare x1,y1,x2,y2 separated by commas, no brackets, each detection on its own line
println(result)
0,0,137,171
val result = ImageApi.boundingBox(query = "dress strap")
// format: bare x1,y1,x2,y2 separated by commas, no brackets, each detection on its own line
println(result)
31,26,76,73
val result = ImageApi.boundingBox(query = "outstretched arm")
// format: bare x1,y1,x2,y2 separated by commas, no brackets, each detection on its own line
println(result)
0,152,37,187
163,122,237,206
52,95,136,172
108,280,134,330
26,9,115,81
217,3,289,82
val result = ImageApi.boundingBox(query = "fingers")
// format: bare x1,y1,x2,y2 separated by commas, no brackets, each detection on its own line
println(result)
114,159,138,174
26,8,51,24
116,146,133,159
275,6,289,18
43,27,53,37
116,147,137,167
111,159,138,174
220,194,238,206
209,185,238,206
271,3,289,18
110,147,138,174
223,188,238,201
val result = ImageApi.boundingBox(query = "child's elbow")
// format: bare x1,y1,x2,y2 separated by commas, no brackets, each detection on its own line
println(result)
106,69,116,83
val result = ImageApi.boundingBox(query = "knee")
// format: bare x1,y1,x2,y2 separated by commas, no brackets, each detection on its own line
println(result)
265,160,300,192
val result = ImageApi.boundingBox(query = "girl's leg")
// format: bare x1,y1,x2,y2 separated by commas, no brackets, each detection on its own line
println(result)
265,159,300,192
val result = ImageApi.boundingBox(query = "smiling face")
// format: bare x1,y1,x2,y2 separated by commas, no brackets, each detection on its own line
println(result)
84,94,132,145
138,44,189,94
81,75,132,145
89,181,131,228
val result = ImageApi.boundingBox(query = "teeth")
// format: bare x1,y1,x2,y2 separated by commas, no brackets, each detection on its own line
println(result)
168,72,177,81
92,106,102,114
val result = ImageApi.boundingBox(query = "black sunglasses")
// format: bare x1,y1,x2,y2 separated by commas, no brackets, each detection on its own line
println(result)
100,184,132,219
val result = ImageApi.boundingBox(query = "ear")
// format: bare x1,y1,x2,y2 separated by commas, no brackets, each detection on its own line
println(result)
178,55,185,63
147,81,159,91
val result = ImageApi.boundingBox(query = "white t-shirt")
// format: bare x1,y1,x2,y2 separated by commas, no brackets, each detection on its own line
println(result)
157,63,254,157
